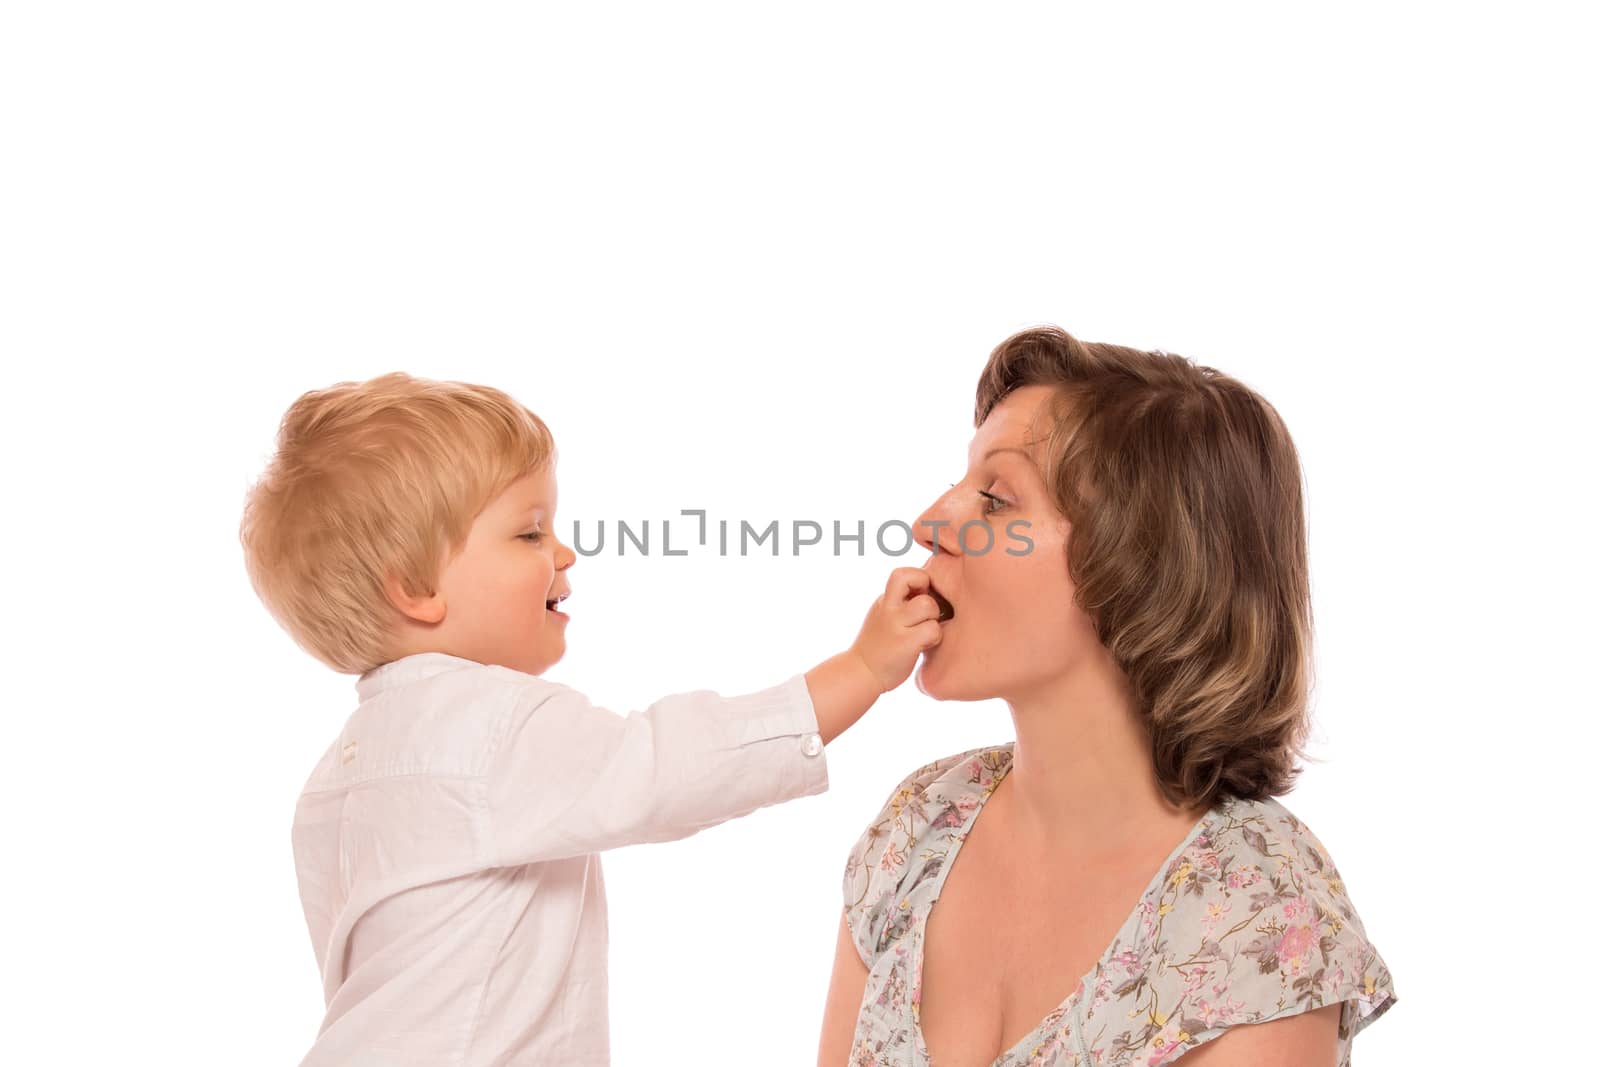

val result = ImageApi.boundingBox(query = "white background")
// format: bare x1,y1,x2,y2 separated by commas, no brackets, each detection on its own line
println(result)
3,2,1594,1064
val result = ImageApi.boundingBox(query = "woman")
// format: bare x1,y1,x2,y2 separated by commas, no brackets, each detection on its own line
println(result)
817,328,1396,1066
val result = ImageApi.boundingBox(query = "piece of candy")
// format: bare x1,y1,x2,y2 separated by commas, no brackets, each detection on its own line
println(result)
930,588,955,622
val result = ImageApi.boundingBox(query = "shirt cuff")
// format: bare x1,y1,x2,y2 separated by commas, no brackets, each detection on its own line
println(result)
724,672,830,800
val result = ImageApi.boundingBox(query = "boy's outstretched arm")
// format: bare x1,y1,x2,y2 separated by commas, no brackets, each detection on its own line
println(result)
481,568,942,867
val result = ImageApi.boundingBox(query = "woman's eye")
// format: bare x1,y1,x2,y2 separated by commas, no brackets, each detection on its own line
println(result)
979,491,1007,514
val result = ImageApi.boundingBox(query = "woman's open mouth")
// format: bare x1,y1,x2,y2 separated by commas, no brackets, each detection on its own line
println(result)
929,586,955,622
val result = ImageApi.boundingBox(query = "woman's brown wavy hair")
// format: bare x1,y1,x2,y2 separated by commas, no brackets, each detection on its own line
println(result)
976,327,1313,808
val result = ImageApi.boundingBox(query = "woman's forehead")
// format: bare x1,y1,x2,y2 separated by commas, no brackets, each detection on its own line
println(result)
971,387,1057,459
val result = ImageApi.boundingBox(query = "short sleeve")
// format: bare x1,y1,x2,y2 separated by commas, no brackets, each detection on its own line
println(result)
840,749,983,968
1155,804,1397,1061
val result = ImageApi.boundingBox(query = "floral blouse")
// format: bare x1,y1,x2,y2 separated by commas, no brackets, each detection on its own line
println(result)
841,745,1396,1066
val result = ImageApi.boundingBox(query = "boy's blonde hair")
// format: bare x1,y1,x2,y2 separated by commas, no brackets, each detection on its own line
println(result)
239,372,555,675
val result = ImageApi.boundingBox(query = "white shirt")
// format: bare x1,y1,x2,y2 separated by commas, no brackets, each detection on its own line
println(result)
292,652,829,1065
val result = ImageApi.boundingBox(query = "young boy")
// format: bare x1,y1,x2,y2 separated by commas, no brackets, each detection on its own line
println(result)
239,372,944,1066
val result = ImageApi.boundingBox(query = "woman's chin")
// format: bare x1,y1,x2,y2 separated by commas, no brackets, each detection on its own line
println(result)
915,655,1000,703
914,659,958,700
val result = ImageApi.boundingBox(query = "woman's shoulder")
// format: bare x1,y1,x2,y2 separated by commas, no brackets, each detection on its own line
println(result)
1127,794,1397,1059
1182,796,1383,937
880,743,1013,810
839,744,1013,967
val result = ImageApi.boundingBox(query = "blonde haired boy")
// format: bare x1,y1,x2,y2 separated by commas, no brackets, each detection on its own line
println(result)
239,373,942,1065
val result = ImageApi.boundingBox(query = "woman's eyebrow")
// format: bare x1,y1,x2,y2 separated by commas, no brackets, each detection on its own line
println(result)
982,446,1040,466
978,446,1045,486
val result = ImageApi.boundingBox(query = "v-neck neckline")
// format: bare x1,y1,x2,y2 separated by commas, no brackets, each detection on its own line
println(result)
909,746,1226,1067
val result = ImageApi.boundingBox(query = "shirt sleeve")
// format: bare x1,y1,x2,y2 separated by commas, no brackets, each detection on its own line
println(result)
1180,880,1396,1055
483,672,828,866
1154,812,1397,1060
841,751,973,967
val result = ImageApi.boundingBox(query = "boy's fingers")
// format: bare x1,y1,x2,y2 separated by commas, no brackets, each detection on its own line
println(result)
902,593,942,624
885,567,932,602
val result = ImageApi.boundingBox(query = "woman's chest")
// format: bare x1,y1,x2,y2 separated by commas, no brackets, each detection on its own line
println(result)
916,849,1146,1067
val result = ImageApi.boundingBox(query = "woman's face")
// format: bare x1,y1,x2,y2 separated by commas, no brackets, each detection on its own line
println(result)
913,384,1103,703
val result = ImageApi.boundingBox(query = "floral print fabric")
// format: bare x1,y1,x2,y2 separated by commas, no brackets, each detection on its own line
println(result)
842,745,1395,1066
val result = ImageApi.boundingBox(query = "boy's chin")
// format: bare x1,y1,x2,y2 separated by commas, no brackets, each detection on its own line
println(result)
516,643,565,676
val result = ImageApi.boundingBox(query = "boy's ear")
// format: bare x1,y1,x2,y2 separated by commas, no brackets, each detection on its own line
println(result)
383,572,446,625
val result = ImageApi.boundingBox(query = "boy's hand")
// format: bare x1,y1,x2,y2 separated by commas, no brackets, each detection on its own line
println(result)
802,568,945,746
849,567,945,693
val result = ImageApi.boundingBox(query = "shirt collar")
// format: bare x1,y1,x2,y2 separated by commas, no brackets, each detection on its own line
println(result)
356,651,483,702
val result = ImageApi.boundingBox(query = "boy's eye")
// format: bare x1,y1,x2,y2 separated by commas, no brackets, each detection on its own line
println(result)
519,531,544,543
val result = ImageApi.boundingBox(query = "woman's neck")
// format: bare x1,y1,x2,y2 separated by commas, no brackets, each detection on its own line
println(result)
1000,651,1205,860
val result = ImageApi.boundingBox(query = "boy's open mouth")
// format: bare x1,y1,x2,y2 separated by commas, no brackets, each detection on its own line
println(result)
546,592,570,614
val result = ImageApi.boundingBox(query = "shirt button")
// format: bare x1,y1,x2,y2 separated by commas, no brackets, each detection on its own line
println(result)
801,733,823,758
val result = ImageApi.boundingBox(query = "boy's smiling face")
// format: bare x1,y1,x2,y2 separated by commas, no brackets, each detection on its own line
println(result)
385,462,576,676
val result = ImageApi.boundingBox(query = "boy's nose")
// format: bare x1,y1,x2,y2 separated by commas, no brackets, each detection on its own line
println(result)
554,538,577,570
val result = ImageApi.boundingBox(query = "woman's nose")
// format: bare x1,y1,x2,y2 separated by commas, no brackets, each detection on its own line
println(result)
913,492,961,556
